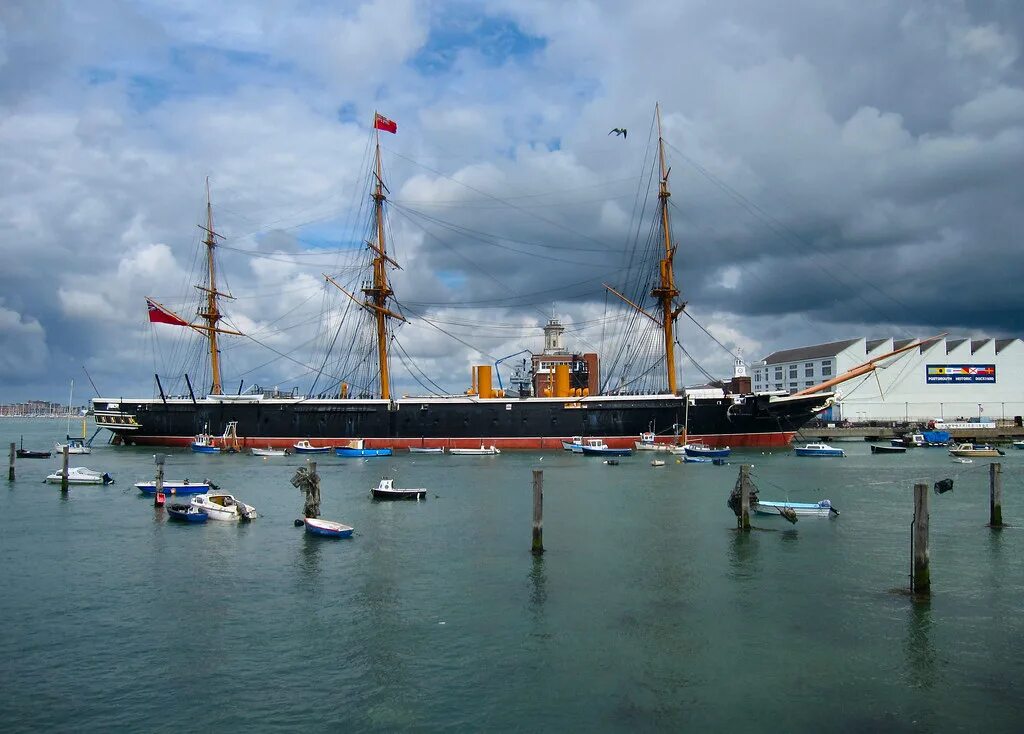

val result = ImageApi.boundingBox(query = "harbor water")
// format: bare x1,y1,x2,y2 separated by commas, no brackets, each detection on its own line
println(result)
1,421,1022,731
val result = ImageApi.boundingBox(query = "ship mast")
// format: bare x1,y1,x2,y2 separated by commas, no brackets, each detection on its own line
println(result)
196,178,237,395
653,103,684,394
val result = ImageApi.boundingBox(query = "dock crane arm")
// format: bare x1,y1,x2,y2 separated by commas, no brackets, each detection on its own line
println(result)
494,349,533,390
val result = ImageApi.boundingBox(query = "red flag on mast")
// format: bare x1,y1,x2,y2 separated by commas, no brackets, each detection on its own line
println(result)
374,113,397,134
146,298,190,327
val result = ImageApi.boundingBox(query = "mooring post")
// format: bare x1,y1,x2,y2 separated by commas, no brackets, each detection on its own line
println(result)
989,462,1003,527
61,445,70,494
738,464,751,531
912,482,930,595
531,468,544,555
8,442,14,482
154,454,165,507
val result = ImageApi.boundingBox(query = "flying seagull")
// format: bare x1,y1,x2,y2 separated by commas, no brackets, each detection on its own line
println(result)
608,128,627,138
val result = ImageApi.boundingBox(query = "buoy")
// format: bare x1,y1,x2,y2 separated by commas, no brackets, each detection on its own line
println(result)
155,491,166,506
294,518,304,527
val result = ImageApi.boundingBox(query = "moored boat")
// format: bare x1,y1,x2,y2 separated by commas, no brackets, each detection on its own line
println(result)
371,477,427,500
580,439,631,457
871,444,906,454
634,432,673,451
303,517,353,538
753,499,839,518
793,442,845,457
293,440,332,454
45,467,114,485
679,441,731,458
190,493,257,521
135,479,212,495
54,438,91,455
190,433,220,454
1012,440,1024,450
948,443,1003,458
449,444,501,455
561,436,584,452
166,503,209,523
251,447,288,456
408,447,444,454
335,439,392,457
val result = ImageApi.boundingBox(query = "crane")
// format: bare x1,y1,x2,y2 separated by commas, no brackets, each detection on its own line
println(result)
493,349,533,391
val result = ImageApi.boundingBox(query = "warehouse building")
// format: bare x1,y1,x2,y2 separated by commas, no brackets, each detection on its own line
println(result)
754,337,1024,423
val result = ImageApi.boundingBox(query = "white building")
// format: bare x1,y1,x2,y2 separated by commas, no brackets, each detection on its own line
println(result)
754,337,1024,423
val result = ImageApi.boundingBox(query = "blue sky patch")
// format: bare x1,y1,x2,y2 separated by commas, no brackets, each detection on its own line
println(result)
412,12,546,76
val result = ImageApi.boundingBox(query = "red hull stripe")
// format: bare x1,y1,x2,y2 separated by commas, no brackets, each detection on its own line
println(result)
127,432,796,450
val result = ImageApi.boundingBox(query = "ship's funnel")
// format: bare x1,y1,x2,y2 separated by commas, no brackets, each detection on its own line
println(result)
477,365,493,400
554,363,570,398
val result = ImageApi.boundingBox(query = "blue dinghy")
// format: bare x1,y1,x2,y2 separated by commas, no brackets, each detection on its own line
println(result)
304,517,354,538
167,503,209,523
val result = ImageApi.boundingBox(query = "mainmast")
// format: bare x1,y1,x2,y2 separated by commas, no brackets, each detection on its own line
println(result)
196,178,235,395
653,103,684,394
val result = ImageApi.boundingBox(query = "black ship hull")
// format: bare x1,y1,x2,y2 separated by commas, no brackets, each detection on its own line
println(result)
92,392,831,449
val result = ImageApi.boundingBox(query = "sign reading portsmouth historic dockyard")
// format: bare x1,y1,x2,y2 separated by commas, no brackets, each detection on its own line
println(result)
926,364,996,384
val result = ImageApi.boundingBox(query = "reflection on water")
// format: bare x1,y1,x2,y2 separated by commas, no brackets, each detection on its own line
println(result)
904,599,937,689
529,554,547,610
298,532,323,578
728,530,760,580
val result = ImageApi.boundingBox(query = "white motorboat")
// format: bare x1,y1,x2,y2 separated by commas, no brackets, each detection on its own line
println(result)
54,438,91,455
45,467,114,485
948,443,1003,457
635,432,672,451
251,447,288,456
371,477,427,500
753,499,839,518
449,445,501,455
408,447,444,454
561,436,584,452
190,492,257,521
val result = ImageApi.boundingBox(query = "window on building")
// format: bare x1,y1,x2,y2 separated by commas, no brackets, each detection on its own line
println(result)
774,367,782,380
805,366,814,377
805,381,814,387
774,383,783,391
788,366,797,379
822,360,833,377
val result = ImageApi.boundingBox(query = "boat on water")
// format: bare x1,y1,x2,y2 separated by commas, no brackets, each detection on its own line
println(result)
408,447,443,454
449,444,501,455
190,493,257,521
793,443,846,457
1012,440,1024,450
581,439,631,457
891,433,925,448
871,444,906,454
561,436,584,452
293,440,332,454
335,439,392,457
251,447,288,456
678,441,731,458
45,467,114,485
190,433,220,454
952,457,974,464
135,479,212,495
753,500,839,518
634,432,673,452
55,438,91,455
922,430,952,446
93,108,956,453
650,459,665,467
16,437,50,459
166,503,208,523
948,443,1004,458
303,517,353,538
371,477,427,500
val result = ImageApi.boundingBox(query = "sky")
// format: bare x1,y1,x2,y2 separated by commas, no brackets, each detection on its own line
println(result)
1,0,1022,403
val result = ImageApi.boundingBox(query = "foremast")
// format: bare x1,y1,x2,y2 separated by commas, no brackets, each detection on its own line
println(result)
197,178,231,395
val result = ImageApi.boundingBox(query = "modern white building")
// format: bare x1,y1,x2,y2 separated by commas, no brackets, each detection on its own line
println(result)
754,337,1024,423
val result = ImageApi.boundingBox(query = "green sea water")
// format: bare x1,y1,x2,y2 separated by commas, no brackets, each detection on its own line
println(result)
1,420,1022,732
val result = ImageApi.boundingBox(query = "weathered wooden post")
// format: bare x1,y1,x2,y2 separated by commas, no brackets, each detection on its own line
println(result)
989,462,1003,527
912,482,930,595
738,464,751,531
154,454,165,507
8,442,14,481
531,469,544,555
60,445,70,494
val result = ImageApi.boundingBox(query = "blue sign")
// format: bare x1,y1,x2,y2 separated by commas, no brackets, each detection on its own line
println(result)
926,364,996,384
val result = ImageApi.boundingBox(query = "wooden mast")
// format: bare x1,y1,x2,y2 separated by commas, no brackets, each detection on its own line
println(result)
653,103,684,394
367,117,395,400
195,178,239,395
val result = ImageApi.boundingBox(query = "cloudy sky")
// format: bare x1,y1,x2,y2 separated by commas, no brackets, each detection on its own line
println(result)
1,0,1022,403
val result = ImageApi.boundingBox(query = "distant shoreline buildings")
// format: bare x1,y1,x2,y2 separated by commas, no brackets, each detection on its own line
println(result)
0,400,85,418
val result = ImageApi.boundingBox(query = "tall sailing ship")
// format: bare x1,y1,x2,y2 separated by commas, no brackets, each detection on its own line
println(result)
93,108,837,449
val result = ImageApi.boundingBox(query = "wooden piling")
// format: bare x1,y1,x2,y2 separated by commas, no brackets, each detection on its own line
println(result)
531,469,544,555
8,442,14,481
60,445,69,494
912,482,930,595
154,455,165,507
738,464,751,531
989,462,1003,528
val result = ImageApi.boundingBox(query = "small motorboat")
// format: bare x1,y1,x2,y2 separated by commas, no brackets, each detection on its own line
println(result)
871,444,907,454
683,455,713,463
303,517,354,538
335,439,392,457
753,499,839,518
604,459,619,466
580,439,631,457
45,467,114,485
54,438,91,455
449,444,501,455
952,457,974,464
793,443,846,457
650,459,665,467
190,433,221,454
293,440,332,454
166,503,209,523
371,477,427,500
135,479,213,495
948,443,1004,458
408,446,444,454
251,447,288,457
1012,440,1024,450
561,436,584,453
634,432,672,451
190,493,257,521
891,433,925,448
16,436,51,459
678,441,731,458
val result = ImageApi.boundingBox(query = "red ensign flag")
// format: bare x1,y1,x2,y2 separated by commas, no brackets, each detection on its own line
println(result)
146,298,190,327
374,113,397,134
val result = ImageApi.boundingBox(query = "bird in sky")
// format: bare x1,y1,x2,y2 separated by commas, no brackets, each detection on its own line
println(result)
608,128,627,138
